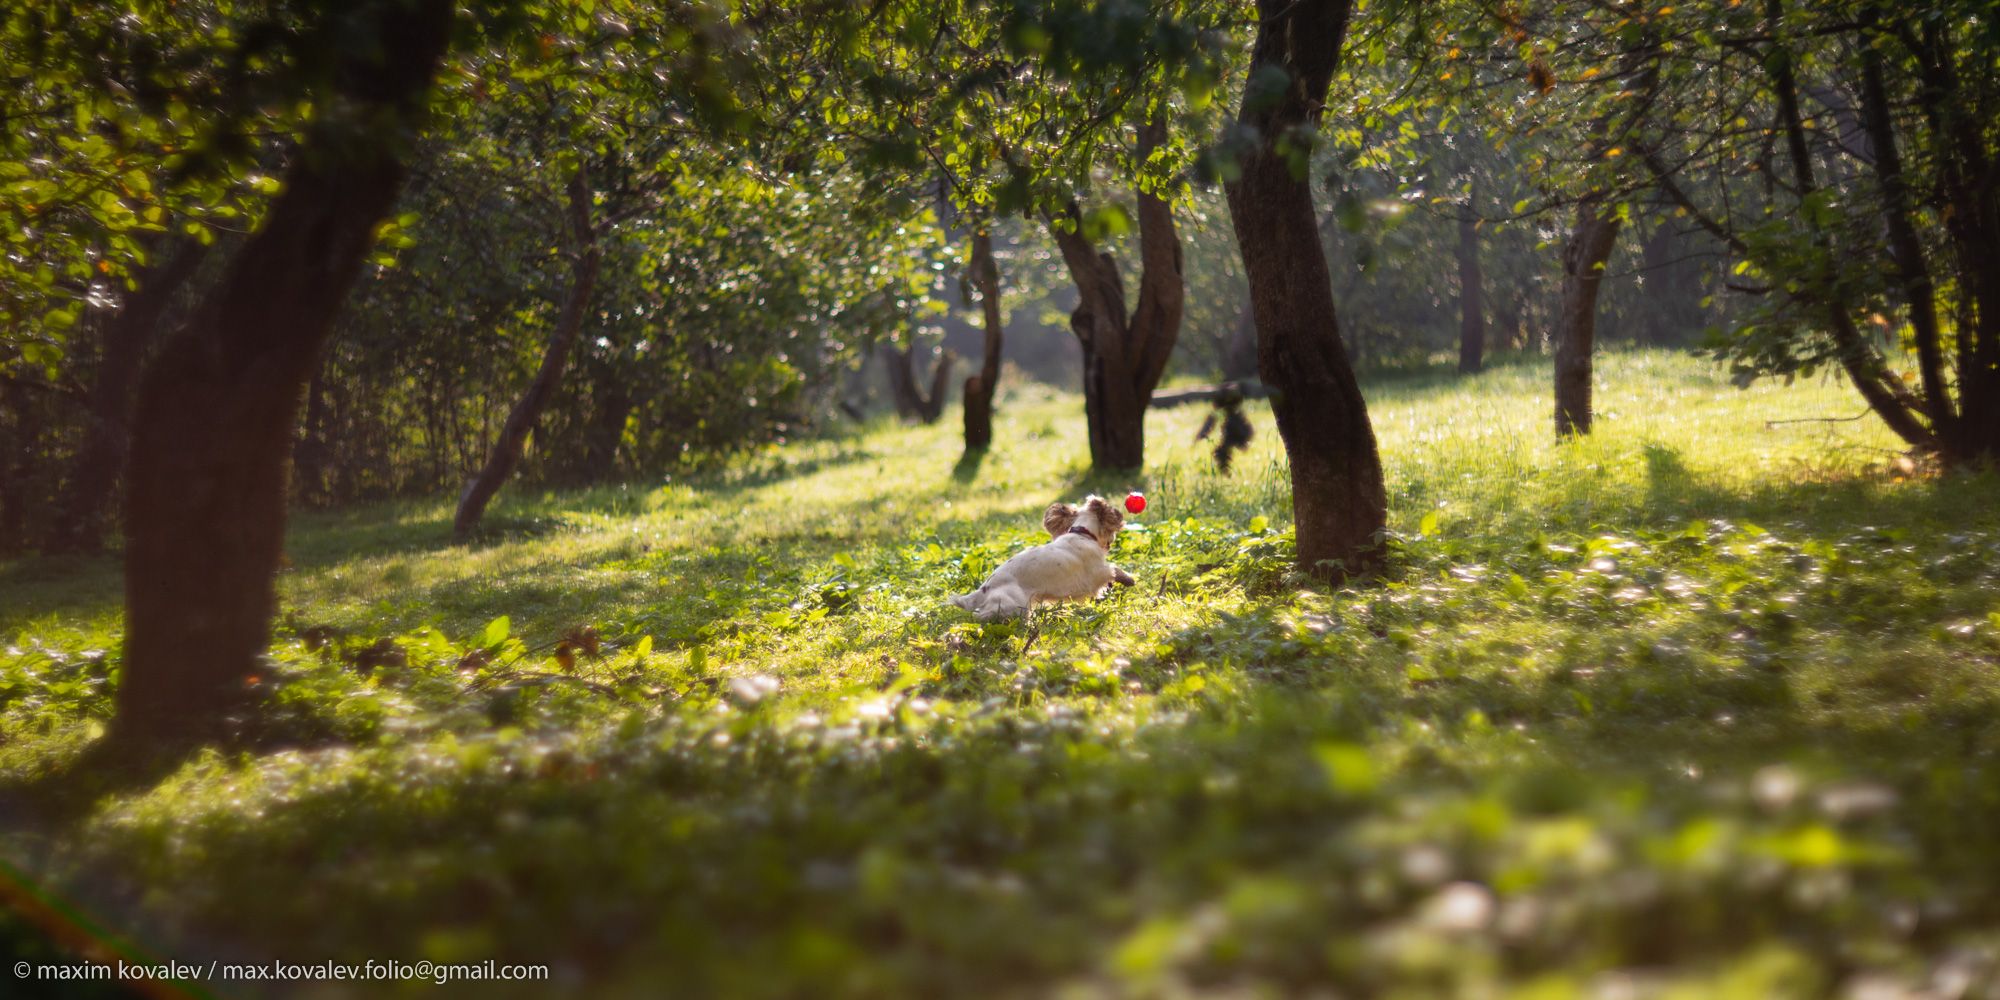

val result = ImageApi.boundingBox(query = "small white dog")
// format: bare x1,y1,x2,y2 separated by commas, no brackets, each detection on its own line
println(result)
949,495,1137,622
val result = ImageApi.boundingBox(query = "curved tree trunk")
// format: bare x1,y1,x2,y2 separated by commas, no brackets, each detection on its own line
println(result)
1456,204,1485,374
1048,122,1184,473
1762,0,1934,452
961,228,1004,452
1046,128,1184,472
1225,0,1386,581
1050,229,1144,468
43,237,208,555
1897,15,2000,460
1870,5,2000,461
113,0,454,750
1857,22,1952,443
453,165,600,540
1553,199,1622,436
884,343,954,423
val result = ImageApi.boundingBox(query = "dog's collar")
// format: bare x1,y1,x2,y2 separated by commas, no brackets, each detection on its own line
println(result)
1065,524,1100,544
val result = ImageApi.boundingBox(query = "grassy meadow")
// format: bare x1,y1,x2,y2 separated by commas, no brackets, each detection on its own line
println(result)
4,350,2000,998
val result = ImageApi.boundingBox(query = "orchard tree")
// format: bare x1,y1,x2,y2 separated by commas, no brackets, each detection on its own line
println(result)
1635,0,2000,462
1224,0,1386,580
0,3,277,553
112,0,463,749
799,0,1231,470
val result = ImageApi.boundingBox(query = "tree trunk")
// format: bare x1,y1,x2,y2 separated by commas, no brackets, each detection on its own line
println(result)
1553,199,1622,436
1897,13,2000,460
1223,301,1259,381
43,237,208,554
1857,15,1956,448
0,384,32,554
112,0,454,749
293,366,335,505
883,343,954,423
1636,217,1703,348
1456,206,1485,374
1763,0,1935,452
453,165,600,540
1045,122,1184,472
1225,0,1386,581
582,376,634,478
961,228,1004,452
1494,293,1525,353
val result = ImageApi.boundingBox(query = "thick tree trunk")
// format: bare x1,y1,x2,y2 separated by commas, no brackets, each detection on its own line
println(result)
43,237,208,554
1553,199,1622,436
1456,207,1485,374
1046,122,1184,471
1225,0,1386,581
961,229,1003,452
113,0,454,749
1045,222,1177,468
453,166,600,540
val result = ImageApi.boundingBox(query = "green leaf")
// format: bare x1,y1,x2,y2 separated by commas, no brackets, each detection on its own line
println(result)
1314,743,1378,796
478,615,510,649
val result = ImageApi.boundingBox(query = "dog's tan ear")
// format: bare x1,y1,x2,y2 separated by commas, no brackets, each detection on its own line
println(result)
1043,501,1079,537
1084,495,1125,537
1098,500,1125,535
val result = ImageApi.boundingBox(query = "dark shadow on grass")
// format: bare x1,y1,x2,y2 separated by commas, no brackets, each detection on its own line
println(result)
952,449,988,484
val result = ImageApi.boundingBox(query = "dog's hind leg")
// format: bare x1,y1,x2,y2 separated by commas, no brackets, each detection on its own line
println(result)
1020,606,1041,657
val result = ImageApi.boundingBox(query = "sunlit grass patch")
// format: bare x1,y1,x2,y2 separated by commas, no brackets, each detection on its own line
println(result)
4,350,1999,997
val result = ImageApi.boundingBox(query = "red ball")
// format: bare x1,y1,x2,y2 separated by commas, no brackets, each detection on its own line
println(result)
1124,492,1147,514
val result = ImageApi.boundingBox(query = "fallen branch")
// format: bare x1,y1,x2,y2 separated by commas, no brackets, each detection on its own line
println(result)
1765,410,1873,428
1149,381,1272,408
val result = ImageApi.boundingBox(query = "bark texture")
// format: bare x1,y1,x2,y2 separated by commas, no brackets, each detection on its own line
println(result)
1046,122,1185,471
453,165,601,540
1552,200,1622,436
1224,0,1386,580
114,0,454,748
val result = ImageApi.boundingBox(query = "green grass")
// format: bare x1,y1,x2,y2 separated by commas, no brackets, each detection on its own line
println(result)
4,350,2000,998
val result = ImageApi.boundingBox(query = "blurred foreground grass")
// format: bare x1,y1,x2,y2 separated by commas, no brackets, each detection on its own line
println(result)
3,350,1999,998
